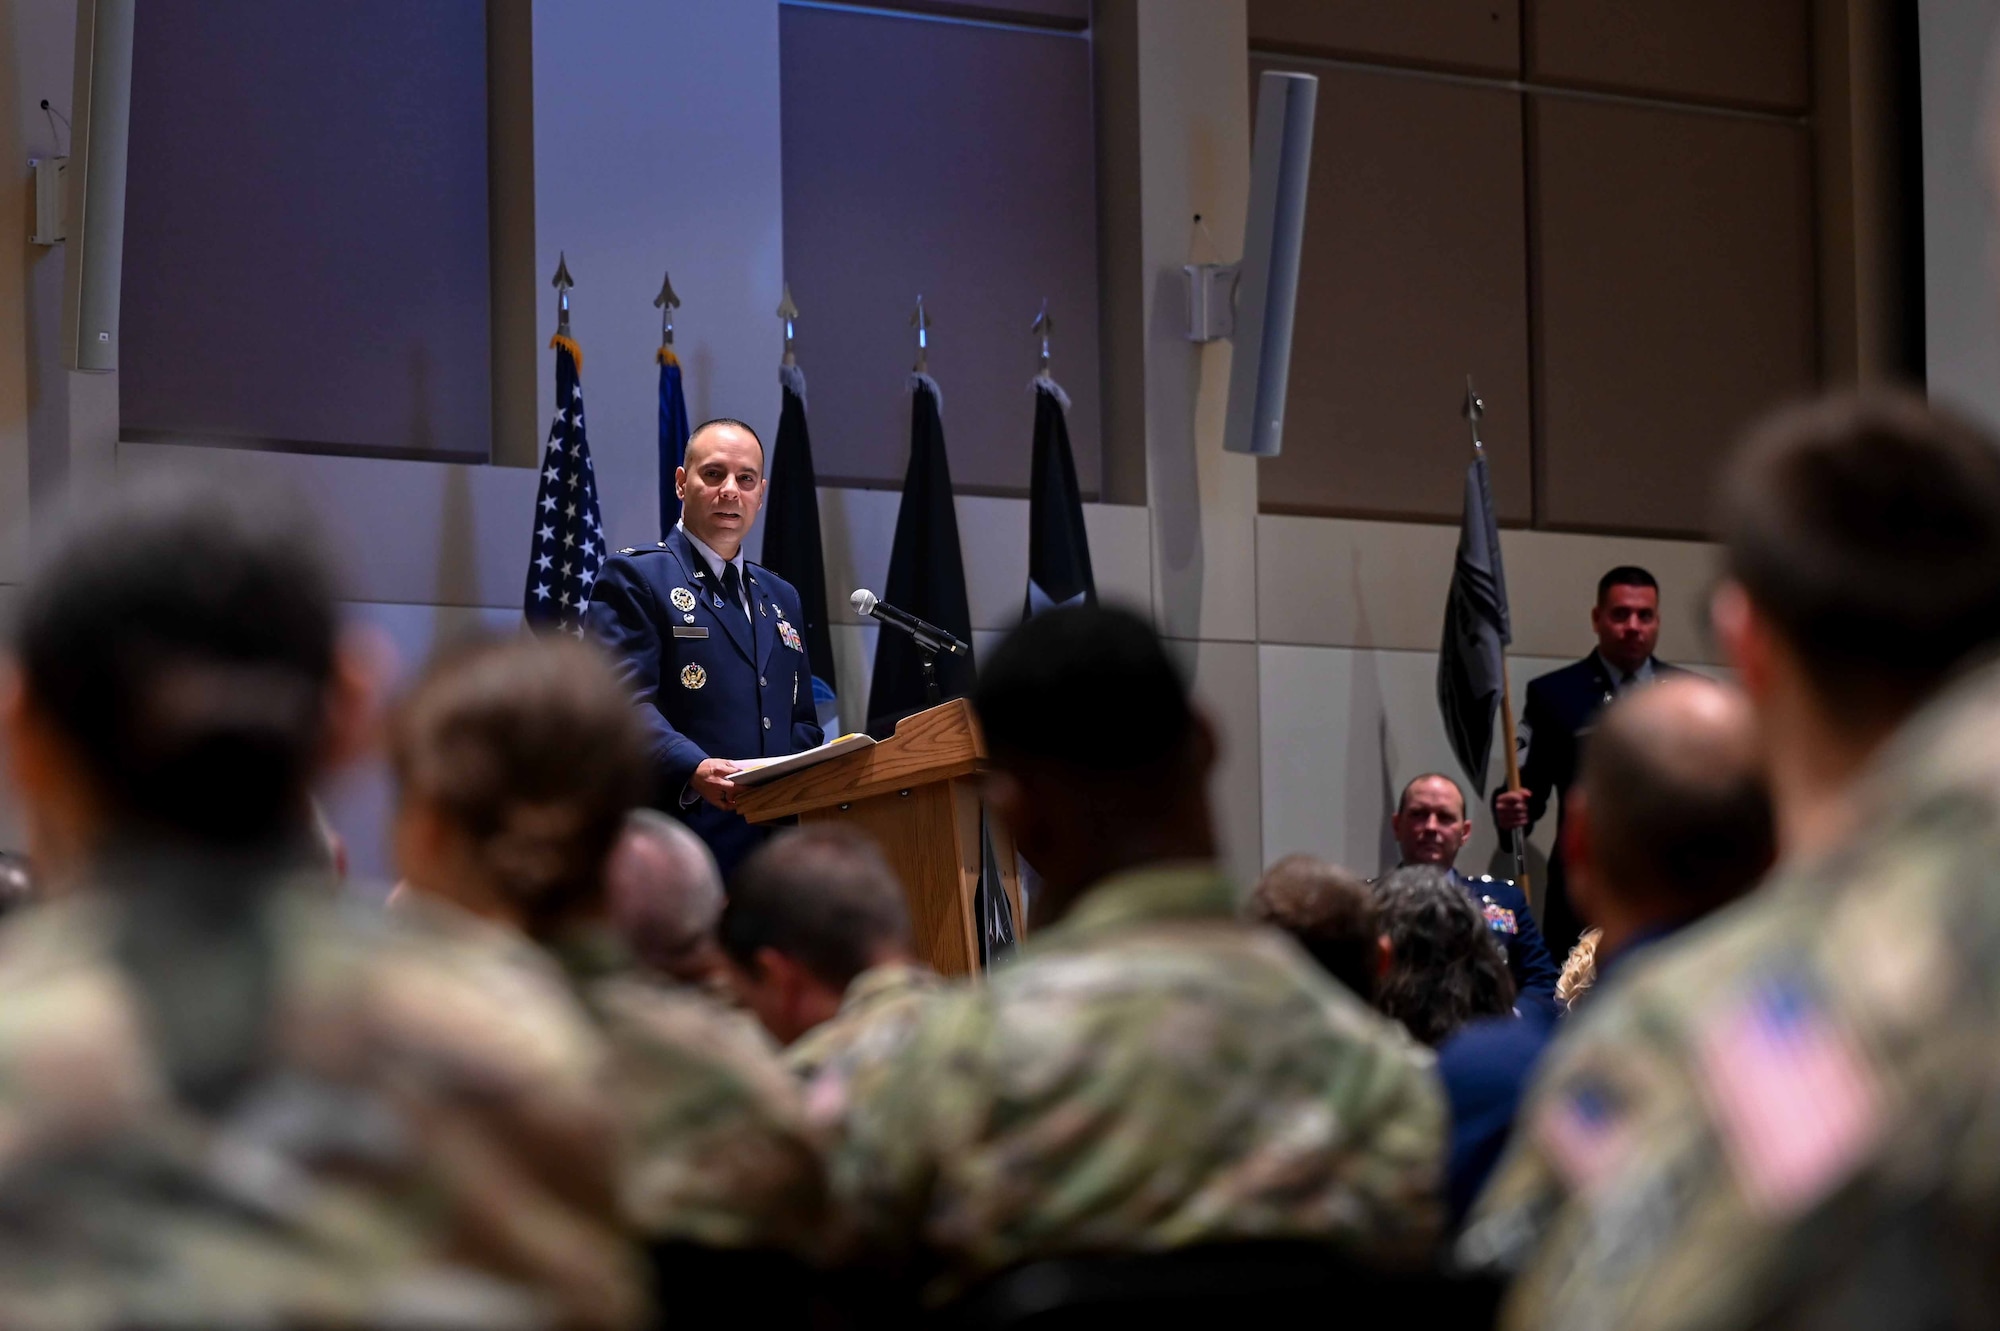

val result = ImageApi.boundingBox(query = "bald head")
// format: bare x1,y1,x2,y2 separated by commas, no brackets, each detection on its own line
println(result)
605,810,726,985
1575,675,1773,923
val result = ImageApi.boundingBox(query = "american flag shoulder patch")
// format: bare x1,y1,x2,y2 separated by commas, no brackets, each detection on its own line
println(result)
1537,1075,1631,1194
1697,974,1881,1218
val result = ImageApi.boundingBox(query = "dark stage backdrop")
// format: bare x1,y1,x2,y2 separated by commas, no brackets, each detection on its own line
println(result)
121,1,493,462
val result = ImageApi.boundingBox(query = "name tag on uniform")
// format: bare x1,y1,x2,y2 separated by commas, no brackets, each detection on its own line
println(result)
672,626,709,639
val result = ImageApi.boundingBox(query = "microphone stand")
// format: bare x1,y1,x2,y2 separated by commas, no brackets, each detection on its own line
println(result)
919,641,941,705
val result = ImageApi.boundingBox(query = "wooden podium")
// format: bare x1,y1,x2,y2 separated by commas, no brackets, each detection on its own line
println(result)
734,700,1024,976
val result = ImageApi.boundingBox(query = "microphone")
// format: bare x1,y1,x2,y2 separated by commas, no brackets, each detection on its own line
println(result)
851,589,970,657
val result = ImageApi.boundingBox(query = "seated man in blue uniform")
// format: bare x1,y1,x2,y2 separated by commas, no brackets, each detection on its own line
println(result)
1387,773,1557,1005
585,418,823,877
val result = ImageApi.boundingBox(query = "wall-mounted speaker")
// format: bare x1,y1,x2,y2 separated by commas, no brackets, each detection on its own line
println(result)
1222,69,1317,458
61,0,135,374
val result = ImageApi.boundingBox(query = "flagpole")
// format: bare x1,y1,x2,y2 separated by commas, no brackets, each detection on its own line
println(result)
1464,378,1533,901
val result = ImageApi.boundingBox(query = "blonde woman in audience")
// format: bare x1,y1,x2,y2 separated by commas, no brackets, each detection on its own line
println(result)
1555,929,1601,1009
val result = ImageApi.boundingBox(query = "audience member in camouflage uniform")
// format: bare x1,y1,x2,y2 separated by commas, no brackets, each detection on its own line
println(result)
389,635,827,1260
0,483,643,1331
830,606,1445,1304
606,808,733,995
1464,392,2000,1330
718,825,943,1093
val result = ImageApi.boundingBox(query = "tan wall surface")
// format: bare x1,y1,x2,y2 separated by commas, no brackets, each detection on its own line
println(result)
1252,55,1532,523
1527,0,1811,112
1532,96,1816,535
1249,0,1521,76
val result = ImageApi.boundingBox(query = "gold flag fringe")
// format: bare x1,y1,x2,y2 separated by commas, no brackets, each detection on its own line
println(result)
657,345,681,368
549,333,583,373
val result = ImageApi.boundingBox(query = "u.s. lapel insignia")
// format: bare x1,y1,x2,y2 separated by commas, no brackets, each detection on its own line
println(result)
777,619,803,652
670,586,697,613
680,662,707,690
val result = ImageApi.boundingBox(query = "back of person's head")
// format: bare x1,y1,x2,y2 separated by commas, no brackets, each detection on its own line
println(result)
1371,865,1514,1046
720,825,911,992
1246,855,1381,1001
975,604,1194,779
10,480,339,852
390,635,646,938
974,605,1214,921
606,809,726,984
1719,391,2000,726
1577,675,1772,923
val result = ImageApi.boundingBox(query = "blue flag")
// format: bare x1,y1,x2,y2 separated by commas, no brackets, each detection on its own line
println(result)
523,333,606,635
658,346,691,535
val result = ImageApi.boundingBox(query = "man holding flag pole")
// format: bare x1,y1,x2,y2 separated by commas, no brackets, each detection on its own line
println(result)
1436,380,1557,1005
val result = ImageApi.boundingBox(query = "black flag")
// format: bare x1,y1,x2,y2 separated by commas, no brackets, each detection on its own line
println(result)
1437,448,1513,789
761,365,838,725
1023,376,1095,618
866,374,975,735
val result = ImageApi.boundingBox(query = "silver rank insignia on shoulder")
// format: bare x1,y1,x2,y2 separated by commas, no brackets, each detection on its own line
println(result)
620,547,639,556
670,587,697,613
681,662,707,690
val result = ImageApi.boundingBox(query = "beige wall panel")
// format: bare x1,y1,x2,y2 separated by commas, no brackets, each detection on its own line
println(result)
1167,637,1265,891
1256,512,1721,662
1532,98,1815,536
1527,0,1810,112
1252,59,1531,523
1248,0,1520,75
1261,643,1567,882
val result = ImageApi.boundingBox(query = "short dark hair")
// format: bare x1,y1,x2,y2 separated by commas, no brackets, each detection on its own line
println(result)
1396,773,1466,819
13,480,338,847
390,635,647,935
1581,685,1773,919
973,605,1191,775
1596,566,1658,603
720,825,911,989
685,417,765,466
1371,866,1514,1046
1247,856,1380,1001
1720,391,2000,722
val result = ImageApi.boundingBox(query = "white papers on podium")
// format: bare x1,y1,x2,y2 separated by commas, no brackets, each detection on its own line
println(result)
724,732,876,789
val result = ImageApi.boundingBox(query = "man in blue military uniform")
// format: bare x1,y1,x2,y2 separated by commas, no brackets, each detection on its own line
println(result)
585,418,823,876
1491,566,1687,960
1387,772,1557,1004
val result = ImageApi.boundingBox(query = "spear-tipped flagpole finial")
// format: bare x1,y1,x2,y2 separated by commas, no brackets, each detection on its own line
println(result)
777,283,800,367
1463,375,1485,454
654,270,681,346
911,295,931,374
1032,298,1053,374
552,252,574,337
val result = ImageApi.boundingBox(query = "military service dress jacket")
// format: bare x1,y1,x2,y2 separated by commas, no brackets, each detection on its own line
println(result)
586,526,824,875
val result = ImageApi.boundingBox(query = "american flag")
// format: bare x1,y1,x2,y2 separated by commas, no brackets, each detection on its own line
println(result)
523,334,606,636
1698,975,1881,1217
